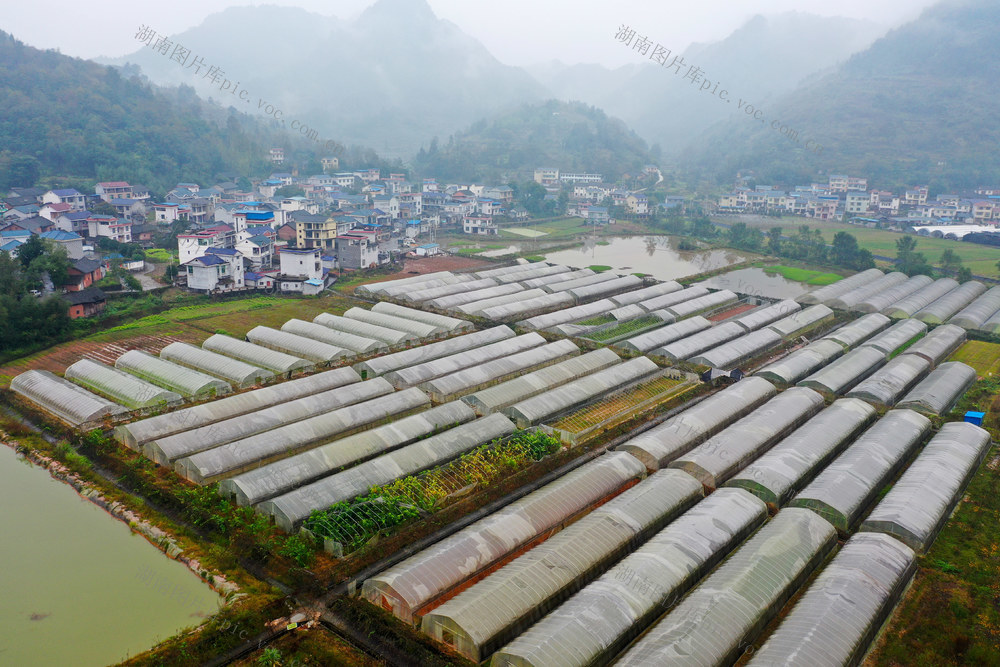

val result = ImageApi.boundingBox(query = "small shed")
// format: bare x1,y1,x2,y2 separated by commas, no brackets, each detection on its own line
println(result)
965,411,985,426
416,243,440,257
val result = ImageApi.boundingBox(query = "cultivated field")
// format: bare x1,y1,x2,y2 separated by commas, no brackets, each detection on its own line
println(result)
950,340,1000,376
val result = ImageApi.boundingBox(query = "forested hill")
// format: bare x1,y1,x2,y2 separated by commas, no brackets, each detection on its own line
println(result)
0,30,275,193
412,100,657,182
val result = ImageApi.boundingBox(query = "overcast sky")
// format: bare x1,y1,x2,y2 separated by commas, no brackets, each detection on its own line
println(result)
7,0,939,67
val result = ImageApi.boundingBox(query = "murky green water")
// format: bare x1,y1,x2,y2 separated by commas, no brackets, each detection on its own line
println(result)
0,445,221,666
696,267,810,300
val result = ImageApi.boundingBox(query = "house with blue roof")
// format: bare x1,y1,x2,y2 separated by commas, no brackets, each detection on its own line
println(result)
183,247,245,292
40,229,85,259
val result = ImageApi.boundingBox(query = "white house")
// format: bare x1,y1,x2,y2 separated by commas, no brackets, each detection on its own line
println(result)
87,216,132,243
278,246,325,294
183,247,245,292
42,189,86,211
463,216,498,235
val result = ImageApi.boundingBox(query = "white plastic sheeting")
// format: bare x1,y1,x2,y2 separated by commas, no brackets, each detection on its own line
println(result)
371,301,473,332
356,270,461,295
160,342,275,388
861,421,991,552
280,319,385,354
949,285,1000,330
688,329,783,369
754,339,845,385
420,340,579,402
520,268,596,290
113,367,360,449
636,286,711,313
144,377,394,465
748,533,916,667
655,322,746,361
462,348,621,416
826,272,908,311
11,370,128,426
609,281,683,307
796,268,882,305
566,275,644,304
314,312,416,345
403,277,500,304
344,306,443,338
427,283,524,311
490,488,767,667
518,299,617,331
821,313,892,349
475,263,547,280
493,264,570,284
766,304,835,338
503,357,659,428
726,398,876,508
479,292,576,322
855,274,933,313
615,508,837,667
616,376,777,470
669,387,825,490
914,280,988,324
901,323,966,366
983,308,1000,336
175,388,431,484
456,288,541,316
859,318,928,356
798,346,887,395
384,333,547,389
65,358,182,409
883,278,960,319
543,271,621,294
896,361,977,416
846,354,931,406
203,334,313,374
420,470,703,662
663,290,738,320
353,326,516,379
361,452,647,624
789,409,932,532
615,316,712,354
246,326,347,364
219,402,476,506
115,350,232,398
733,300,802,332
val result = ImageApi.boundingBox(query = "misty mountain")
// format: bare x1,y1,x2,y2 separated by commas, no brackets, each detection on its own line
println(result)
682,0,1000,192
109,0,545,157
529,12,885,154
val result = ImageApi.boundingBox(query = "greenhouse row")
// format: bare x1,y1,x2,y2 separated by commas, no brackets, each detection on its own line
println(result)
896,361,977,415
564,274,643,304
754,339,845,385
160,342,275,388
518,298,617,331
767,304,835,338
688,328,783,369
475,262,562,281
900,323,966,366
635,285,710,312
113,367,361,449
492,263,571,285
462,348,622,416
456,287,547,316
822,313,891,349
280,319,385,354
855,274,933,314
490,488,768,667
383,333,547,389
668,387,825,490
144,377,395,465
616,376,777,470
789,409,932,533
503,356,659,428
615,508,837,666
261,411,516,531
913,280,987,324
860,421,991,552
725,398,877,508
796,268,883,305
608,280,683,307
246,326,347,364
949,285,1000,330
64,358,182,410
732,299,801,331
542,271,619,294
479,292,576,322
845,354,931,407
355,269,471,296
361,450,649,623
371,301,473,332
344,306,444,338
826,272,908,311
614,316,712,354
522,268,596,289
353,326,515,378
11,370,129,427
655,321,746,361
798,346,887,395
174,388,431,484
115,350,232,399
403,277,500,304
314,312,416,345
203,333,314,374
982,307,1000,336
427,283,524,311
377,275,469,299
882,277,959,319
420,340,579,403
859,318,928,357
220,401,477,507
748,533,916,667
420,469,704,662
661,289,738,320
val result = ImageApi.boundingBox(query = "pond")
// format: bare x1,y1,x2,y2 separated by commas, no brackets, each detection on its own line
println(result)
540,236,759,281
696,267,812,300
0,444,221,666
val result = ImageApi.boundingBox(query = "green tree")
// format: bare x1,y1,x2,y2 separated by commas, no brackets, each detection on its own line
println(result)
767,226,783,255
16,234,45,269
1,154,40,188
895,235,934,276
957,266,974,282
274,184,305,198
90,200,118,217
940,248,963,274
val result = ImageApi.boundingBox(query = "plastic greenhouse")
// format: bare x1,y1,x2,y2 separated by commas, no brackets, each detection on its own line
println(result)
478,293,576,322
113,367,360,449
344,307,443,338
246,326,347,364
520,268,595,290
861,421,991,552
616,376,777,470
426,283,523,311
115,350,232,398
475,263,552,280
609,281,683,307
280,319,385,354
160,342,274,388
202,334,314,375
371,301,474,332
360,452,647,624
420,340,579,403
663,290,738,320
614,508,837,666
859,318,928,356
669,387,825,490
914,280,988,324
900,323,966,366
174,388,431,484
614,316,712,354
748,533,916,667
378,278,464,299
352,326,516,379
846,354,931,406
754,339,845,385
949,285,1000,330
855,275,933,314
456,288,542,316
882,278,959,319
982,308,1000,336
789,409,932,533
503,357,659,428
420,470,704,662
356,270,460,295
314,312,415,345
796,268,883,305
11,370,128,427
655,322,746,361
517,299,618,331
492,264,570,284
826,272,908,311
462,348,621,416
821,313,892,350
383,333,547,389
733,300,802,332
636,286,711,313
766,304,835,338
490,488,767,667
219,401,476,506
144,377,395,465
688,329,783,369
896,361,977,416
404,277,499,304
725,398,877,508
65,358,182,409
542,271,620,294
798,347,888,395
566,275,644,303
260,413,517,531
